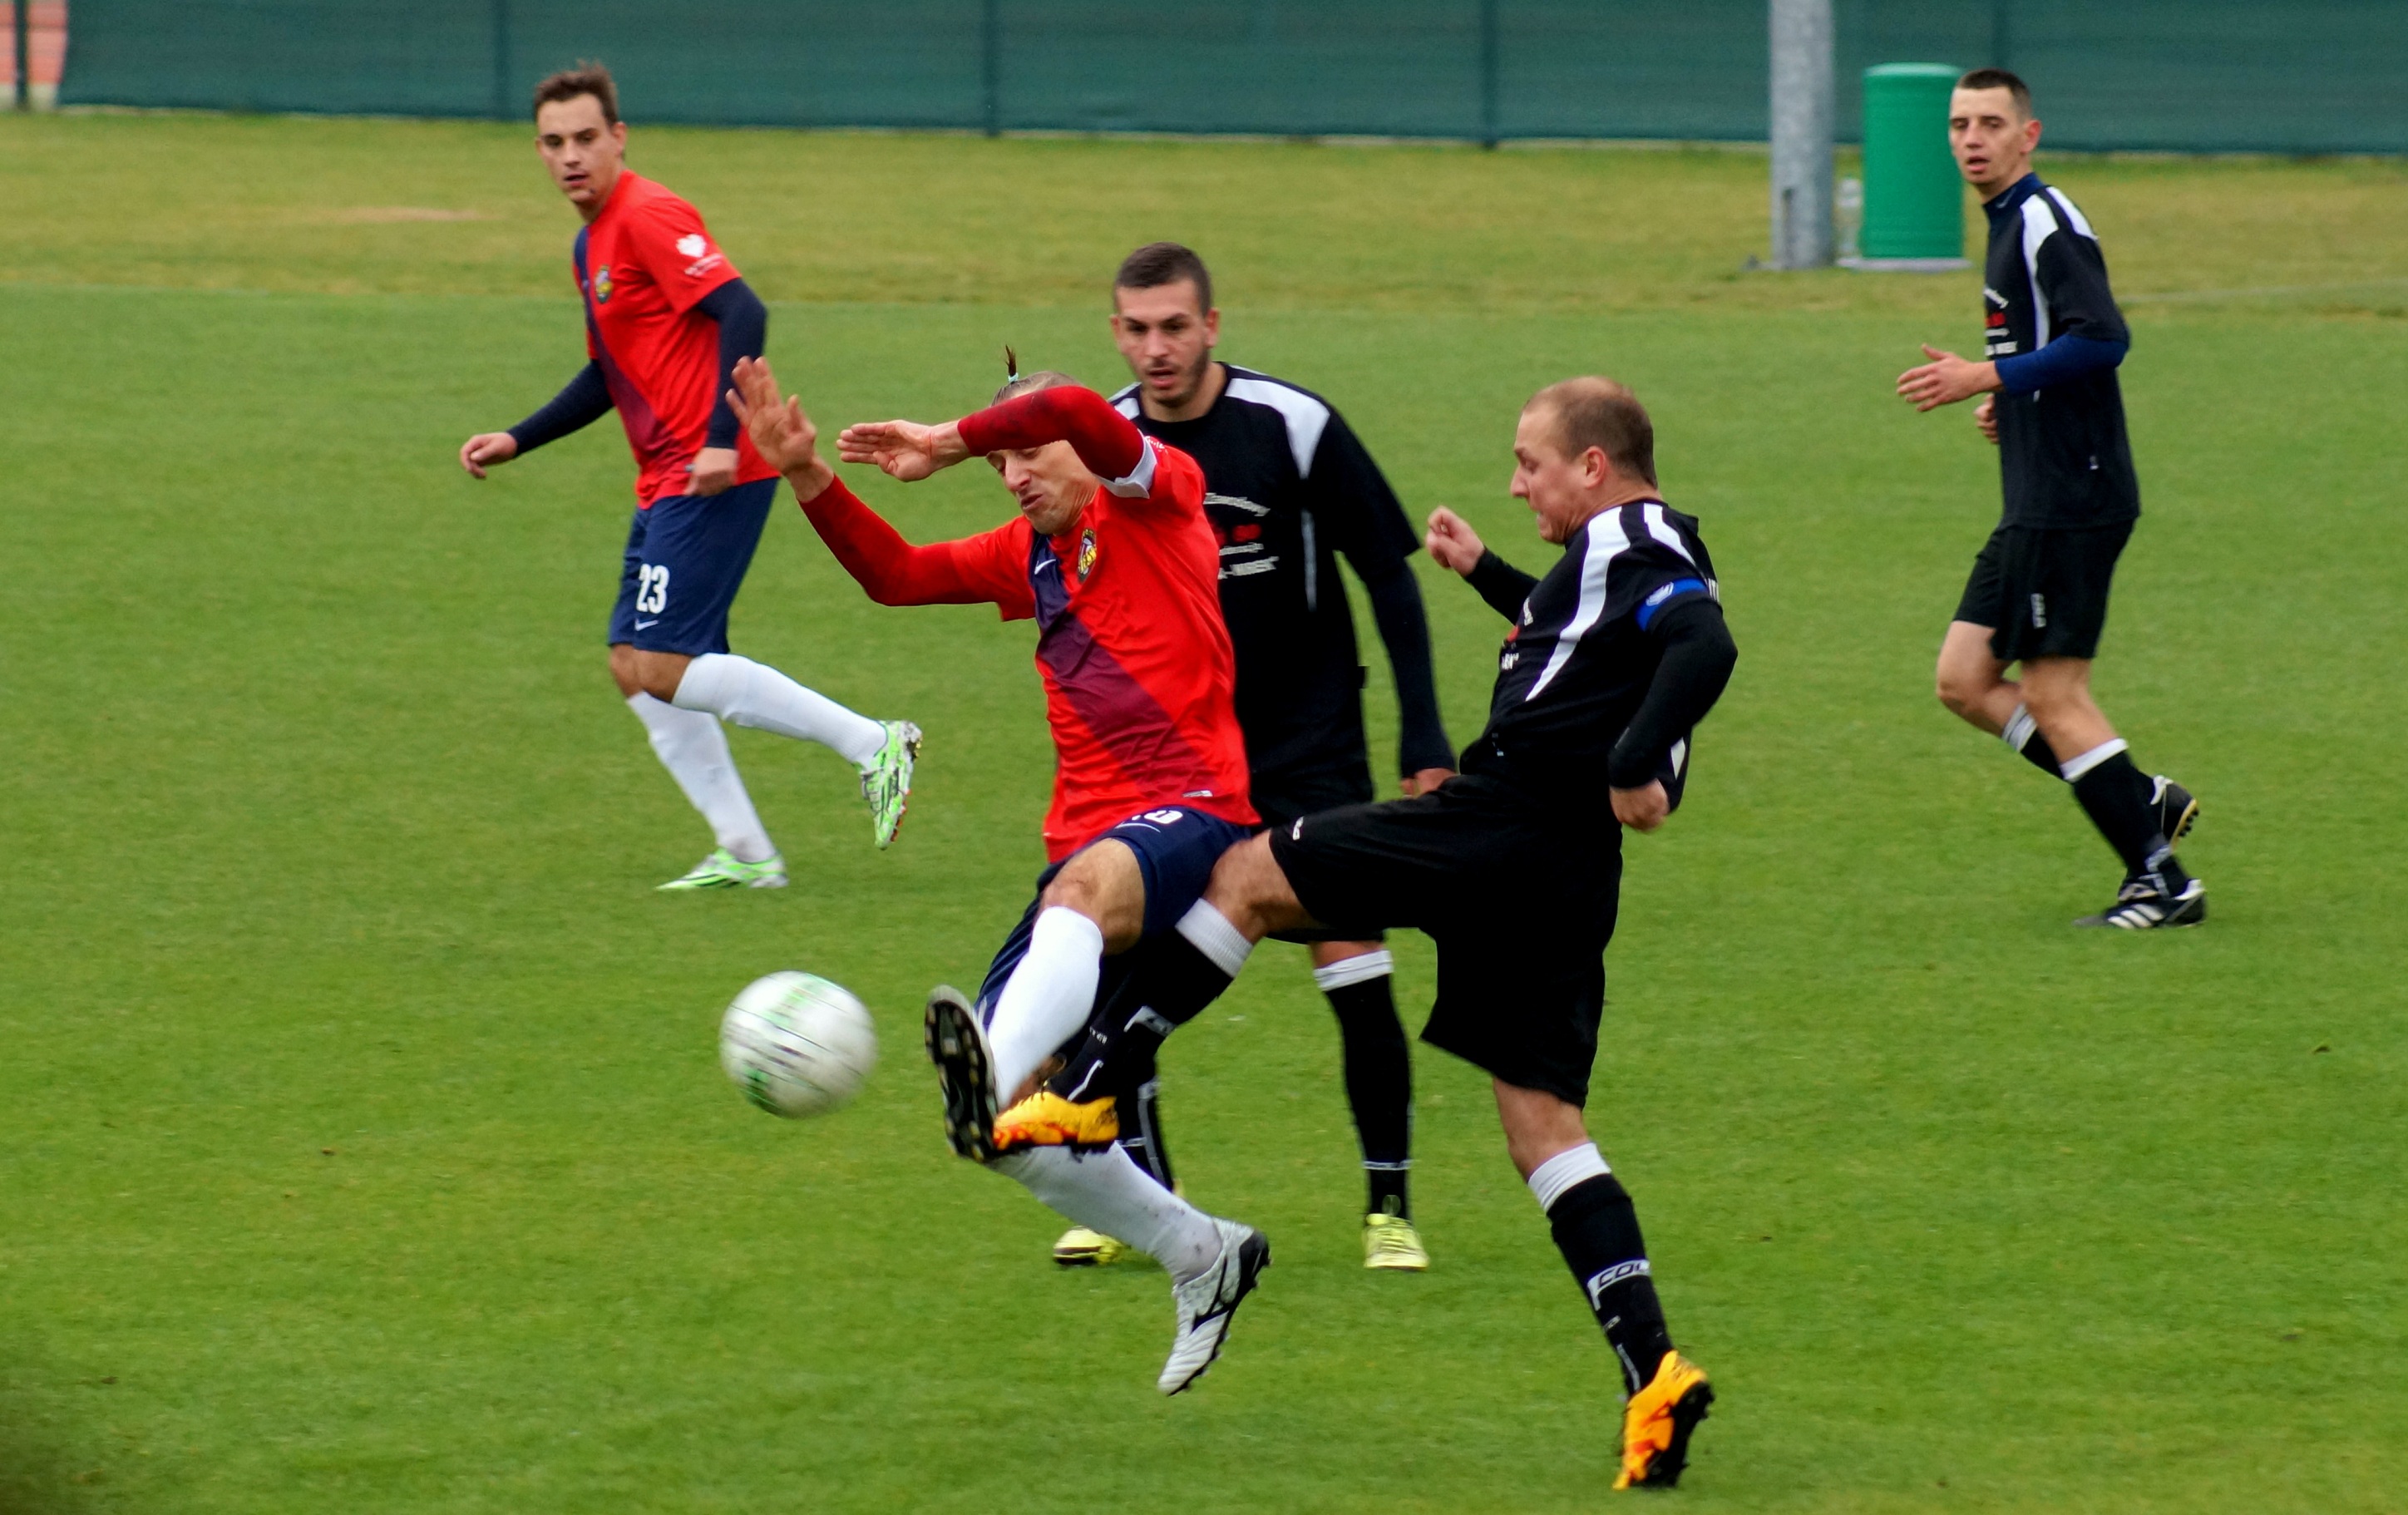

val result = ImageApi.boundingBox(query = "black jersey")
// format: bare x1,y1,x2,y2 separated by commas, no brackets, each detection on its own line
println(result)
1457,501,1720,793
1981,174,2139,529
1113,367,1450,786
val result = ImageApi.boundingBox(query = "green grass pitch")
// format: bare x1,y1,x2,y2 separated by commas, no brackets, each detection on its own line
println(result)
2,113,2403,1513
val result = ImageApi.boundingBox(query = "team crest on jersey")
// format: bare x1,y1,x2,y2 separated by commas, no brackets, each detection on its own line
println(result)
592,265,613,303
1076,529,1098,580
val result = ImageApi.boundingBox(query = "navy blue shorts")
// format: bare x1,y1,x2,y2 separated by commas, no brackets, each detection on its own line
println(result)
976,806,1259,1018
607,478,779,656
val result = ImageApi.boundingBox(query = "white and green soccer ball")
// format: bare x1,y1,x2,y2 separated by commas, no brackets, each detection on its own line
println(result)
719,971,878,1118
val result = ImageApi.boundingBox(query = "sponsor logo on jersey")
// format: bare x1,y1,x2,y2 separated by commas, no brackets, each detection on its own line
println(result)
592,265,613,303
676,234,708,258
1983,286,2007,308
1203,492,1269,517
1077,529,1098,580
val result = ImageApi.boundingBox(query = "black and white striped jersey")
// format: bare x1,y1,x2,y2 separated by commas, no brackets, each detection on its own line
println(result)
1111,366,1452,786
1458,500,1720,793
1981,173,2139,528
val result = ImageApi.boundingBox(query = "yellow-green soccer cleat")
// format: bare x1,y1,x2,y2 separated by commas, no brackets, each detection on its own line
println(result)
1614,1351,1714,1490
1053,1226,1132,1267
657,847,787,891
1362,1211,1430,1271
859,720,922,849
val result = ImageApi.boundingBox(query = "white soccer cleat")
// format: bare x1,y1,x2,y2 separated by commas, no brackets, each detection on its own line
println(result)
1157,1217,1271,1396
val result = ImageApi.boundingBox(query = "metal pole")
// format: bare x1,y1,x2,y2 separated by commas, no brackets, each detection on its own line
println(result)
14,0,31,112
1478,0,1500,148
1768,0,1834,269
492,0,511,121
981,0,1001,137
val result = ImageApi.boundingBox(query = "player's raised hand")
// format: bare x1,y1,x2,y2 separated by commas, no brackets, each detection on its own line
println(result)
835,418,967,482
459,432,518,479
1975,393,2000,446
1897,344,2000,412
728,357,825,481
1425,506,1487,575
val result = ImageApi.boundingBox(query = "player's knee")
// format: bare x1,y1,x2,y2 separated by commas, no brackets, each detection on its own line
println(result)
1933,659,1987,718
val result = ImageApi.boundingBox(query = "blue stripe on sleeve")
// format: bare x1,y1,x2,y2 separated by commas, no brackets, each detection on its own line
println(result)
1636,578,1709,630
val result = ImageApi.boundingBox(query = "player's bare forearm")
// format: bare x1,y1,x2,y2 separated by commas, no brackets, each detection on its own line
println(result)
1897,344,2001,412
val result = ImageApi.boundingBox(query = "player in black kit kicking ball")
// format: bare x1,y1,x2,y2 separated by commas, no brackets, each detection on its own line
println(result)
1044,243,1455,1273
1065,377,1734,1488
1899,68,2203,929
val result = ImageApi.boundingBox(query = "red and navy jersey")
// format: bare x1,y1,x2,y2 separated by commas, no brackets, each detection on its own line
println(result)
574,170,777,506
797,387,1255,860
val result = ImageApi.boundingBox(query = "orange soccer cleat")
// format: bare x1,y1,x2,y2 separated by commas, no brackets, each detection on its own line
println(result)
1613,1351,1714,1490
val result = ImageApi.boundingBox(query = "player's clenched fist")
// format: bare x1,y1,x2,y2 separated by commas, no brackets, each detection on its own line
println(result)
459,432,519,479
1424,506,1487,575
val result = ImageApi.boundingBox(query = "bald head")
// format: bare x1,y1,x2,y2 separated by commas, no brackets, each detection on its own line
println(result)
1527,378,1656,486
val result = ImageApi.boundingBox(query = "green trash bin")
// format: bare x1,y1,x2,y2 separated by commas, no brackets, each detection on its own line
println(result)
1860,62,1966,265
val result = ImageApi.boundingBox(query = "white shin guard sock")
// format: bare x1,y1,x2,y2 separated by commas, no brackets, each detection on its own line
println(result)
993,1145,1222,1281
671,653,886,767
988,906,1106,1098
625,693,774,863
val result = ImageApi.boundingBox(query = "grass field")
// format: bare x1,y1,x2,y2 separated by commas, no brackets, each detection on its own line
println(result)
2,112,2404,1513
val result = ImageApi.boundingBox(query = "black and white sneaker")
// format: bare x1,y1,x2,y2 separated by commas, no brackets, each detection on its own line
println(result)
1157,1218,1271,1395
924,985,999,1162
2152,776,2200,844
2075,876,2207,930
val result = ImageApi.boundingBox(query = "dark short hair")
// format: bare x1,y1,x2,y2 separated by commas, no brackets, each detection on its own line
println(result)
1113,241,1213,314
534,63,619,126
993,345,1079,407
1527,378,1656,486
1956,67,2032,118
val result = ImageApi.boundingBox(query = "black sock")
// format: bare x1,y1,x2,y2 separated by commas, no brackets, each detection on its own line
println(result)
1548,1174,1674,1395
1049,931,1234,1115
1324,974,1413,1219
1118,1076,1176,1190
2069,748,2189,891
2001,704,2064,778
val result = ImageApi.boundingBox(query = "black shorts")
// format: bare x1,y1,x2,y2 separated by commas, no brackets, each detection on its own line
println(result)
1267,774,1621,1105
1953,521,2131,664
1250,759,1380,946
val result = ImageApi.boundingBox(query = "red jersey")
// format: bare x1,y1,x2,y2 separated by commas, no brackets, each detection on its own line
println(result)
574,170,777,507
799,387,1255,860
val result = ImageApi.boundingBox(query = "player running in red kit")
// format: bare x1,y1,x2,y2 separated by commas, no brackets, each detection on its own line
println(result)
728,353,1271,1397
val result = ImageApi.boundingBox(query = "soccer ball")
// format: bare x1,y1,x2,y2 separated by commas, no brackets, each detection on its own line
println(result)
718,971,878,1118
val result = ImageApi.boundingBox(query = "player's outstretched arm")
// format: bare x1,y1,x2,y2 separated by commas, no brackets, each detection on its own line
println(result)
463,361,614,478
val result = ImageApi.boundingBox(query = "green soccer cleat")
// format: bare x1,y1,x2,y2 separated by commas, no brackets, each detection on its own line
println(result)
1362,1212,1431,1271
1054,1226,1133,1267
658,847,787,892
860,720,922,849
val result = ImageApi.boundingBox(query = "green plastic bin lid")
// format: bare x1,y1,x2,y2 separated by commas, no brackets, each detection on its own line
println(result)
1864,62,1963,82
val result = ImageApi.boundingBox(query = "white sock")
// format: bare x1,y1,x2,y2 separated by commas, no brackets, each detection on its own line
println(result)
1310,947,1393,993
671,653,885,767
625,693,775,863
1526,1142,1612,1212
2060,737,2129,782
993,1145,1223,1281
1177,899,1256,977
988,906,1107,1097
